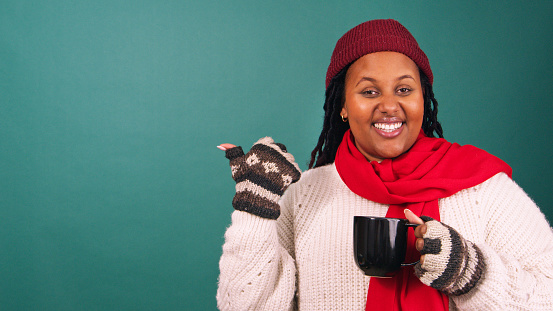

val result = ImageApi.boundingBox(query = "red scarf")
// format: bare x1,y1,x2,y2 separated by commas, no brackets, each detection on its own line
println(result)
335,129,511,311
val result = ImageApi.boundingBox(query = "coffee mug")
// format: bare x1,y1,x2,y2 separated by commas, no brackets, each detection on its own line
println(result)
353,216,419,277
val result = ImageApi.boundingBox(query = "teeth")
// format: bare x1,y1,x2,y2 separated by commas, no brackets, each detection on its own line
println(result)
374,122,403,132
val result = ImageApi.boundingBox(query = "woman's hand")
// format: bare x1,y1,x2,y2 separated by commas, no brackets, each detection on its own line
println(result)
404,209,426,264
404,209,486,296
217,137,301,220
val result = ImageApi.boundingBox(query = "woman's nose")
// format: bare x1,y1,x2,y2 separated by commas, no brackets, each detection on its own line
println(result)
377,94,399,114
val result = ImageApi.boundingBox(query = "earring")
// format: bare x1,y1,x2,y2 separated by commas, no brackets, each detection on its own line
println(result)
341,115,348,122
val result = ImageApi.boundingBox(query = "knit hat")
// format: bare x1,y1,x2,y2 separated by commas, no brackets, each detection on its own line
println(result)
325,19,433,88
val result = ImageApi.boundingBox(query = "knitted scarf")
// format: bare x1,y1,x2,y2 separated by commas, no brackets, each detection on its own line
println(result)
334,129,512,311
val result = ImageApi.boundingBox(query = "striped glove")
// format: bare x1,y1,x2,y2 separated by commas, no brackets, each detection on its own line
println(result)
414,216,486,296
225,137,301,219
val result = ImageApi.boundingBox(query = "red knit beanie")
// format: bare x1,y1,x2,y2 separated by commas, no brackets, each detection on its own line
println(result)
325,19,433,88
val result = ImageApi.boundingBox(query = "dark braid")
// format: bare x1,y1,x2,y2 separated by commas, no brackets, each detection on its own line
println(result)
308,66,443,169
308,64,351,168
420,69,443,138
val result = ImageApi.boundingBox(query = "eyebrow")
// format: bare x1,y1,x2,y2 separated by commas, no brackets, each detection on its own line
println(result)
356,74,416,86
397,74,415,81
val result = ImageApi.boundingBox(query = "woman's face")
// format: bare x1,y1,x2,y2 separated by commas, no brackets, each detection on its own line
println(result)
341,51,424,162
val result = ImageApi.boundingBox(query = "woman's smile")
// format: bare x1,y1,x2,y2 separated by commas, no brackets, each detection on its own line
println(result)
372,118,405,138
373,122,403,132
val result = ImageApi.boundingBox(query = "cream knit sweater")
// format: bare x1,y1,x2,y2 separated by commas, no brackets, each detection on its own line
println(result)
217,163,553,310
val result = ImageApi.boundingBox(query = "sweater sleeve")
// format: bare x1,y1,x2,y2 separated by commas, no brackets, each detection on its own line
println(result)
450,173,553,310
216,185,298,310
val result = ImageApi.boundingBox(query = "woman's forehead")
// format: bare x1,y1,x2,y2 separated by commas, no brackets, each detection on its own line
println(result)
346,52,420,81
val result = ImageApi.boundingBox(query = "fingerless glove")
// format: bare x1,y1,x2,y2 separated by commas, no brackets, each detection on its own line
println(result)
225,137,301,219
414,216,486,296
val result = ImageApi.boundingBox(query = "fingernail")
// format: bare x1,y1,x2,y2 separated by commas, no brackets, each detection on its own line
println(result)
404,209,411,215
217,145,227,151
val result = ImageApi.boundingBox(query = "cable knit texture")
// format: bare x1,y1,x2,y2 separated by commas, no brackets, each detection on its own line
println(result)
217,163,553,310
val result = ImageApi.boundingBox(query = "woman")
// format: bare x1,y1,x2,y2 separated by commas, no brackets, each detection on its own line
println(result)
216,19,553,310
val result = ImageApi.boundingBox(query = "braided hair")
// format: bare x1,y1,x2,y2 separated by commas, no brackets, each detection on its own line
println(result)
308,64,443,169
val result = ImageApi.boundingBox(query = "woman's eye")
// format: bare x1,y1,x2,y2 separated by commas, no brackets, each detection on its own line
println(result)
397,87,412,94
361,89,378,96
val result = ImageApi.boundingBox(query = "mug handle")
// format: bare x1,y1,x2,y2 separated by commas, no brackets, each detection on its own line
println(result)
401,223,420,266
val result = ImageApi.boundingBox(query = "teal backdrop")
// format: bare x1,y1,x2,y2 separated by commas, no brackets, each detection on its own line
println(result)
1,0,552,310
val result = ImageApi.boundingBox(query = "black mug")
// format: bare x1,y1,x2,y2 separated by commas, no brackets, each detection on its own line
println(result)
353,216,419,277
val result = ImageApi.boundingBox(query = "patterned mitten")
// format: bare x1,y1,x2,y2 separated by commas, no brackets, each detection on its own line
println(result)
414,216,486,296
225,137,301,219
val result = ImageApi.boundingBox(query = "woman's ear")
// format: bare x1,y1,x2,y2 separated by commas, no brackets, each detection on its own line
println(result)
340,105,347,119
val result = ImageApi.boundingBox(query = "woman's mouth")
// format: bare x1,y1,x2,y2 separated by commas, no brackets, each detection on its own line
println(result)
373,122,404,137
373,122,403,132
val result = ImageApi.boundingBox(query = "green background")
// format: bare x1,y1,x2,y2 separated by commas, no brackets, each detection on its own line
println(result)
1,0,552,310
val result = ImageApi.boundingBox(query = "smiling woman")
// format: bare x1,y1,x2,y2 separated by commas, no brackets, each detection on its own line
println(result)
216,19,553,310
341,52,424,162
